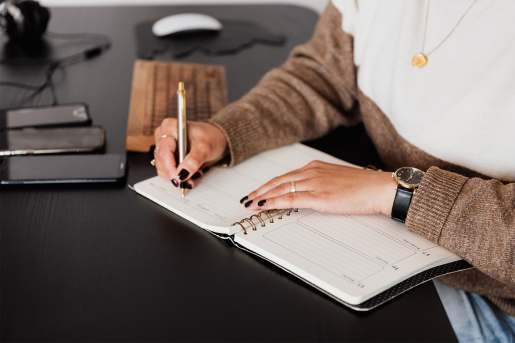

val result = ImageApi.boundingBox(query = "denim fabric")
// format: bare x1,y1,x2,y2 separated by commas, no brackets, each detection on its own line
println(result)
434,280,515,343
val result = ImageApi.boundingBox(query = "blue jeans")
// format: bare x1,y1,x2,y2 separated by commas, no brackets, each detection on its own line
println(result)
434,280,515,343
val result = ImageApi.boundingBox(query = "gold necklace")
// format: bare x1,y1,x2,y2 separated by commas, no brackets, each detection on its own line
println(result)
412,0,478,68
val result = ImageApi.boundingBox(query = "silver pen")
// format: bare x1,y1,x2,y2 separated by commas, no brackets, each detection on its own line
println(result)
177,82,187,198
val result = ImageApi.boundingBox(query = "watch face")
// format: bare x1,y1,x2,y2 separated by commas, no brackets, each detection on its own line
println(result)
394,167,425,188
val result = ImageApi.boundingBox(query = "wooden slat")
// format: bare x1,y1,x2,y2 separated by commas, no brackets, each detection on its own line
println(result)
126,60,228,152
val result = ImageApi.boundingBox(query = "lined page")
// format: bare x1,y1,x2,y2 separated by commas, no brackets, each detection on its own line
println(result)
341,214,438,251
234,210,460,304
297,213,416,266
265,222,384,283
134,144,357,234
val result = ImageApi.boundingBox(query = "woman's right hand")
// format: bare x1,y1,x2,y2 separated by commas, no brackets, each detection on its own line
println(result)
153,118,228,188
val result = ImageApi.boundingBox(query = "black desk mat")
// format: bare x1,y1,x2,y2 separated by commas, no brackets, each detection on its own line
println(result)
135,19,285,59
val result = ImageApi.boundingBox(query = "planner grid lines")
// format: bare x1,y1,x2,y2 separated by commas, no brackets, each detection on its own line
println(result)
343,214,438,251
298,213,415,265
264,223,383,283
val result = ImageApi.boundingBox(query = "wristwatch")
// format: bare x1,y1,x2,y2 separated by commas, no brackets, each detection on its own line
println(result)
391,167,425,222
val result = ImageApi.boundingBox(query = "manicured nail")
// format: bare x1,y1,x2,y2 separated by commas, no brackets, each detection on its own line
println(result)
171,179,179,187
192,172,201,179
178,169,190,181
240,195,248,204
258,199,267,207
202,166,210,173
245,200,253,208
183,182,192,189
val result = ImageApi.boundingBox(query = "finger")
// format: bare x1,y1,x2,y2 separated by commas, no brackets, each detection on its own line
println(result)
245,169,315,202
293,160,352,172
154,118,177,145
243,179,313,209
175,142,210,182
155,136,178,180
154,125,162,144
189,165,212,181
181,180,194,190
238,164,307,205
159,118,178,136
165,176,194,189
245,191,315,211
243,160,336,201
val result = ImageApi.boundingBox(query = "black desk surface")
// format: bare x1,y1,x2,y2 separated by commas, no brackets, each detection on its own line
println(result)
0,5,457,342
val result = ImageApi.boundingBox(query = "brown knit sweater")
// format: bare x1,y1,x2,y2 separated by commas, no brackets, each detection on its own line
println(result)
207,2,515,316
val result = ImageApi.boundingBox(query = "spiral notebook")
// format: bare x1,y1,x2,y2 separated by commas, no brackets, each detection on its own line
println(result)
132,144,472,310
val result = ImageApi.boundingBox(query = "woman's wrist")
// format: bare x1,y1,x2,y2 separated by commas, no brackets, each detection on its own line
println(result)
206,122,229,162
377,172,398,216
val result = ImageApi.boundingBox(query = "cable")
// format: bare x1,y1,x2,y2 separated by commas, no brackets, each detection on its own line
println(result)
0,31,111,106
46,31,111,43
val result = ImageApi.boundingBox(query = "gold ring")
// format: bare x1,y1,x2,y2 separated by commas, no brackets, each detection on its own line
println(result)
159,134,177,141
290,181,296,193
150,159,156,166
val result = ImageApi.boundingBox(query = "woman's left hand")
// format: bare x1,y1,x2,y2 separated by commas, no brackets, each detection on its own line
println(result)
241,160,397,216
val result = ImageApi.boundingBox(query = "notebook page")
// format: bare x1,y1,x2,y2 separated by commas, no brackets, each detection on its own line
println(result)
234,210,460,304
133,144,357,234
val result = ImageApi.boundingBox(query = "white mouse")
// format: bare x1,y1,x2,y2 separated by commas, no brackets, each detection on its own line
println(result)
152,13,223,37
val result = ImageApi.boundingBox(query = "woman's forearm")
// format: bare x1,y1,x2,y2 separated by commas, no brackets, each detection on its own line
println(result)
406,167,515,287
207,2,360,167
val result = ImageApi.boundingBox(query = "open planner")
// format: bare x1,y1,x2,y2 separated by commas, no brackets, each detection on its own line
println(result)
132,144,472,310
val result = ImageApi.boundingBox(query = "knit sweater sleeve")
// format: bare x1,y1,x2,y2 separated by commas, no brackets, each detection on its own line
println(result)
406,166,515,287
206,1,360,167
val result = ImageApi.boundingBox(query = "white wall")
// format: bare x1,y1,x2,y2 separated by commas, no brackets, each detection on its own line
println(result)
39,0,329,14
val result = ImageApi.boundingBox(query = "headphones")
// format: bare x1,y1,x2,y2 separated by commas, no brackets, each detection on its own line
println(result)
0,0,50,40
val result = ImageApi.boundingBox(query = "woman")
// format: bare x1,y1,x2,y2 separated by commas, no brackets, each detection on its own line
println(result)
153,1,515,341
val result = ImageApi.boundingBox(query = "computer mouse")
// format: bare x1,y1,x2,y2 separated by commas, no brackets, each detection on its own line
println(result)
152,13,223,37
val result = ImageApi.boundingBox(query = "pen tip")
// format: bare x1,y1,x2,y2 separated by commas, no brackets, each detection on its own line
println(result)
181,188,186,198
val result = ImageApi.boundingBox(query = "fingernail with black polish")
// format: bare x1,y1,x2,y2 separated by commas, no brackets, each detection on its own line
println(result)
192,172,201,179
202,166,210,173
240,195,248,204
245,200,253,208
258,199,267,207
180,182,192,189
171,179,179,187
178,169,190,181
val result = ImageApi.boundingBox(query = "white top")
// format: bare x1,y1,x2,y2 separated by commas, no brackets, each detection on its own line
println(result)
332,0,515,181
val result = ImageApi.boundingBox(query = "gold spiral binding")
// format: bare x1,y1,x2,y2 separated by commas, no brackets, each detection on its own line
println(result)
250,214,266,227
243,218,257,231
259,210,274,223
232,221,247,234
272,209,283,219
231,208,299,234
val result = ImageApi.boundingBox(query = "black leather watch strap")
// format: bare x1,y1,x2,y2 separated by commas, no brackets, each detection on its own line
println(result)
391,187,414,222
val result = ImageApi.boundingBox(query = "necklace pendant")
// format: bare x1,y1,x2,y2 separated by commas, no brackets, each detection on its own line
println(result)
412,53,428,68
